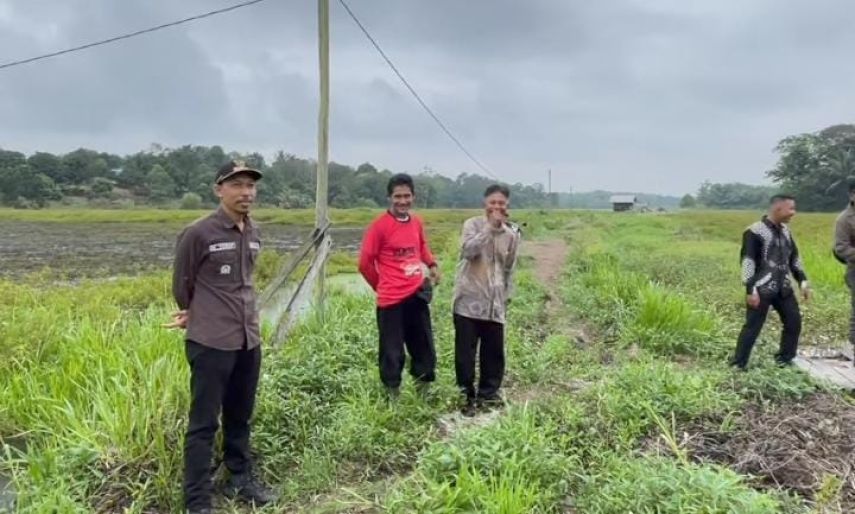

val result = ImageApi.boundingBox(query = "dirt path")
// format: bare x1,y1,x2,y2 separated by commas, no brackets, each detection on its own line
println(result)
522,239,570,288
298,239,580,513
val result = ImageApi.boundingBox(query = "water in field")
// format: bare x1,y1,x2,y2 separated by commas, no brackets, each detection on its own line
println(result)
0,221,364,280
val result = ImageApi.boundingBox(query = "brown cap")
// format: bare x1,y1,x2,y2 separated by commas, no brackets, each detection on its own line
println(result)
215,160,263,184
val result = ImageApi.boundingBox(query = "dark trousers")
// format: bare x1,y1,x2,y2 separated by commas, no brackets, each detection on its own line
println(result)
454,314,505,400
846,268,855,345
731,292,801,369
183,340,261,510
376,294,436,389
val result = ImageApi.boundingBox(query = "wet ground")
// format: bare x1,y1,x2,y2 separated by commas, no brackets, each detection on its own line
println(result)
0,221,363,280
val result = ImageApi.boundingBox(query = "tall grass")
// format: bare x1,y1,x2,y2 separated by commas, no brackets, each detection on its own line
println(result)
0,216,569,512
2,208,844,512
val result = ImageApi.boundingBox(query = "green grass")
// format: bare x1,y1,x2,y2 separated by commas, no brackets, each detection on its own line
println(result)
0,207,479,226
2,208,849,512
0,213,572,512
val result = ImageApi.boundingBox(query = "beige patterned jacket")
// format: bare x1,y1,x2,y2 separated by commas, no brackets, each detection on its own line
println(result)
452,216,521,324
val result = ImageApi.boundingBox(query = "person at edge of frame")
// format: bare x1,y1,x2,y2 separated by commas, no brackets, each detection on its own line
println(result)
166,160,277,514
452,184,521,417
730,194,812,371
357,173,440,400
834,177,855,363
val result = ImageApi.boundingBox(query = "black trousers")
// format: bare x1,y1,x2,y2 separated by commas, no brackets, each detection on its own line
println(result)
376,293,436,389
846,268,855,345
454,314,505,400
731,292,801,369
183,340,261,510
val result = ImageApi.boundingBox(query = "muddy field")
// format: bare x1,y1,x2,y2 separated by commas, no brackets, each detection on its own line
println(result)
0,221,363,280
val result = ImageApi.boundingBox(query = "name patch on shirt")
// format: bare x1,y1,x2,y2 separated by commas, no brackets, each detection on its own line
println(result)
209,242,237,252
249,242,261,250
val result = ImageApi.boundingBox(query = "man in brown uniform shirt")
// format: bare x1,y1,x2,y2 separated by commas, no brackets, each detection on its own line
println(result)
168,161,275,513
834,178,855,352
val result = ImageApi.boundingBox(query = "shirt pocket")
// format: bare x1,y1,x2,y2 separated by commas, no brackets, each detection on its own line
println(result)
249,240,261,265
207,241,238,282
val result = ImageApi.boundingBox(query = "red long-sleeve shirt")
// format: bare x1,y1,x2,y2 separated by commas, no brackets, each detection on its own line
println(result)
358,211,436,307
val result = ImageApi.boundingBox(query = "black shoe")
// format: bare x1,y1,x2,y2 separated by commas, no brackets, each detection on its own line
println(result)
416,381,432,399
728,359,747,371
461,398,477,417
385,386,400,402
223,473,277,506
187,509,211,514
478,394,505,410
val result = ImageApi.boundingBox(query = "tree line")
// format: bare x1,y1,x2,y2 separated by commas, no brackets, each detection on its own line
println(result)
684,123,855,211
0,144,550,209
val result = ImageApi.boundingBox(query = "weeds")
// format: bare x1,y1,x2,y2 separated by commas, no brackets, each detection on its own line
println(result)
3,209,852,512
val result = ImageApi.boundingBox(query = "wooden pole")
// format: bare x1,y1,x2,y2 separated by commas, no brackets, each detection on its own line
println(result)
316,0,330,229
315,0,330,320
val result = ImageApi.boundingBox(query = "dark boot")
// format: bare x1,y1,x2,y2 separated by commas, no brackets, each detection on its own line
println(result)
478,394,505,410
461,397,477,417
222,472,277,506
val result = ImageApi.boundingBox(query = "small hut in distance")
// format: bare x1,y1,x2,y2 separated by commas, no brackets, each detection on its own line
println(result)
610,194,638,212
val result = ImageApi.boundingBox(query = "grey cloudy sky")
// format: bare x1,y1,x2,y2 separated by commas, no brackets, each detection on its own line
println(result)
1,0,853,195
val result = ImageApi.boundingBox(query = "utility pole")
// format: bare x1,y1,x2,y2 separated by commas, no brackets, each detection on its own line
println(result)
315,0,330,229
547,168,553,208
315,0,330,320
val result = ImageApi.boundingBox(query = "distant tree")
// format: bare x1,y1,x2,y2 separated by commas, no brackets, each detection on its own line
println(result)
89,177,115,199
696,182,776,210
180,192,203,210
0,150,27,170
679,194,697,209
146,164,176,202
278,187,313,209
27,152,63,182
24,173,62,207
767,123,855,210
62,149,105,184
0,144,556,209
0,163,60,207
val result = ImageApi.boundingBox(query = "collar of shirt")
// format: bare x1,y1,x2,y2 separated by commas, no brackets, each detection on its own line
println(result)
215,205,255,230
761,215,784,232
386,210,411,223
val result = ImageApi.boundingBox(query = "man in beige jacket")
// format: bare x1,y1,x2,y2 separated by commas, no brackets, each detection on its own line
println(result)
834,179,855,352
453,184,521,416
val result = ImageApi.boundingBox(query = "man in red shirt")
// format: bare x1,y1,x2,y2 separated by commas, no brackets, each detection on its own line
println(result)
358,173,440,398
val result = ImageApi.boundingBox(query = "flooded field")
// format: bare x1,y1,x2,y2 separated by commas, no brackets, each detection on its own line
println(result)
0,221,364,280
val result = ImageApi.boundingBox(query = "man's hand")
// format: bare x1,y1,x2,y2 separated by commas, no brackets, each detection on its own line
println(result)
746,292,761,309
429,264,441,286
162,309,189,330
801,281,812,303
487,207,506,229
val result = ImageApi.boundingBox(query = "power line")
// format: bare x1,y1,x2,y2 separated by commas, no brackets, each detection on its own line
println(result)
0,0,272,72
336,0,499,180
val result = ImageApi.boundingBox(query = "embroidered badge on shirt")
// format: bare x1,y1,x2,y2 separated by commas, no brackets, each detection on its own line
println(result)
220,264,232,275
210,242,237,252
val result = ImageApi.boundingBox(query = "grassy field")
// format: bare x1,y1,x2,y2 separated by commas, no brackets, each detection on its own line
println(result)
1,208,853,513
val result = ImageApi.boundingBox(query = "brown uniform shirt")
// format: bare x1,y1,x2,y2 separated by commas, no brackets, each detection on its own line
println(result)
172,206,262,350
835,204,855,269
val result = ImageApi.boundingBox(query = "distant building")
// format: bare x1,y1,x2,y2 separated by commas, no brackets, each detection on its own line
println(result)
610,194,637,212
